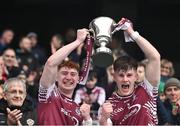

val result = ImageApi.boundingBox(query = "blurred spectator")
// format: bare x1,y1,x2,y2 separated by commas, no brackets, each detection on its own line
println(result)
0,56,8,82
17,71,27,82
104,65,116,99
16,37,39,74
159,92,166,102
2,48,21,78
157,96,170,125
159,59,175,96
0,78,37,125
0,85,4,100
65,28,77,43
0,56,6,101
162,77,180,125
111,37,128,60
0,29,14,54
74,70,106,120
161,59,175,78
27,32,46,65
26,70,39,103
135,61,146,84
50,34,64,54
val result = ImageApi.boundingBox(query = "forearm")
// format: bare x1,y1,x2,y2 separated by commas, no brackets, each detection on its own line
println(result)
129,30,160,86
99,116,112,126
133,34,160,61
47,39,82,67
40,39,82,88
82,118,92,126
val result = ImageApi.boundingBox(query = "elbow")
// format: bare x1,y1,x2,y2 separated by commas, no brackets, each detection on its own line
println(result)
150,51,161,64
156,52,161,61
46,58,55,67
153,51,161,62
151,79,160,87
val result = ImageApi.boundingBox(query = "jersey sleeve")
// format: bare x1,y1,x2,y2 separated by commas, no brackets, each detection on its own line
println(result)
38,83,55,102
141,79,158,97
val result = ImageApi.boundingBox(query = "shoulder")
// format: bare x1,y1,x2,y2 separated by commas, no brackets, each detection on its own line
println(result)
76,87,86,92
0,99,8,113
94,86,105,91
0,112,6,125
108,92,118,101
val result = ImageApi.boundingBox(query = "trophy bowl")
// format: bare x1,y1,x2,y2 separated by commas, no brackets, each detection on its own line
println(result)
89,16,116,67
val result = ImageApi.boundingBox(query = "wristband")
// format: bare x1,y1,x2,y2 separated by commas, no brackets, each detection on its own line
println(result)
130,31,140,41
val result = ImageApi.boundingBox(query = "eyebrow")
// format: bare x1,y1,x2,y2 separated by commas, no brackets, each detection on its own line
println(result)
4,54,15,57
61,71,78,74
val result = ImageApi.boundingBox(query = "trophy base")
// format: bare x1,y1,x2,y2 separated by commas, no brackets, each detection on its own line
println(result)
92,47,114,67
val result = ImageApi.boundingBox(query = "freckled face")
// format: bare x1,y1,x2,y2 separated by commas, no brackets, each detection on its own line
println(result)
57,67,79,92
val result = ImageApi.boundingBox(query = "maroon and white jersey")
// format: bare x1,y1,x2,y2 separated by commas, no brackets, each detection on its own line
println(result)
108,79,158,125
38,83,83,125
74,86,106,106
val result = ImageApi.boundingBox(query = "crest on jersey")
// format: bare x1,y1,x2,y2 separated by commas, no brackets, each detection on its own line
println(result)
75,108,81,116
26,118,34,126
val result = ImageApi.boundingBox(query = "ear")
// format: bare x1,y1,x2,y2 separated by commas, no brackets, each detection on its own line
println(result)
112,72,116,81
93,77,97,84
3,92,7,100
24,92,27,99
135,72,138,80
77,75,80,81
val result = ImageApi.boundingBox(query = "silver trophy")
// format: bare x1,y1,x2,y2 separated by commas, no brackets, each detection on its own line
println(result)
89,16,117,67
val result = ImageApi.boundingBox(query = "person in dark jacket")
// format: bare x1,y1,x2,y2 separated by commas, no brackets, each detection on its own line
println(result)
0,78,37,125
157,96,170,125
2,48,21,78
163,77,180,125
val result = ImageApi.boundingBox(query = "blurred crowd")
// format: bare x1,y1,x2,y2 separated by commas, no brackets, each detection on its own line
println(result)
0,28,179,125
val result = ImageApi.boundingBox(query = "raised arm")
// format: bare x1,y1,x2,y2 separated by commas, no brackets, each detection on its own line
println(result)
125,20,161,87
40,28,89,88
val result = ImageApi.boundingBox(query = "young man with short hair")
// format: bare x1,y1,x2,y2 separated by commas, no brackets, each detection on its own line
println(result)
99,18,161,125
38,28,92,125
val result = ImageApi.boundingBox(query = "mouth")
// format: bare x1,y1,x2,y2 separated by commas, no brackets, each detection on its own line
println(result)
11,99,23,106
121,84,130,89
12,99,22,102
171,95,177,100
120,84,131,94
63,80,74,86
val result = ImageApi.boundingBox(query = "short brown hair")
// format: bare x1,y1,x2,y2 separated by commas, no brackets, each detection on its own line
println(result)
58,60,80,72
113,56,138,72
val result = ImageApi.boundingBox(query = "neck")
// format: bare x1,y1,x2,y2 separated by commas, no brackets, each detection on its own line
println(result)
116,87,135,96
58,88,73,98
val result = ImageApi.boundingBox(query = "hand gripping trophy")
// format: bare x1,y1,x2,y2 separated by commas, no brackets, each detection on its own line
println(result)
79,17,132,84
88,16,131,67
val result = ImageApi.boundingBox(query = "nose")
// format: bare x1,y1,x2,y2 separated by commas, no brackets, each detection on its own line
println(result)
66,73,71,80
14,92,22,98
171,89,176,95
14,93,20,98
122,76,128,82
